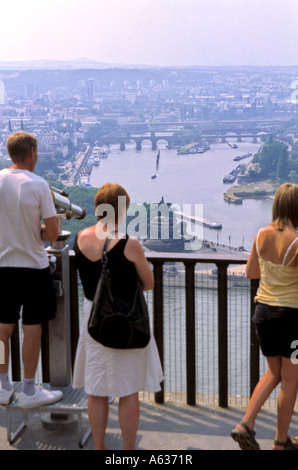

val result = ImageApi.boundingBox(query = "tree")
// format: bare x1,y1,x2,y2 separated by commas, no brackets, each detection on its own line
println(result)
288,170,298,184
252,141,289,179
276,146,289,180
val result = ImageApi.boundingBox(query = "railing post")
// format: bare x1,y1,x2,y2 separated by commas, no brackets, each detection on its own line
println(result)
217,263,228,408
185,261,196,406
152,261,164,404
69,250,80,372
250,279,260,396
41,324,50,383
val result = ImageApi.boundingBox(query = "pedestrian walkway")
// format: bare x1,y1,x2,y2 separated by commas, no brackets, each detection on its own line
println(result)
1,398,297,451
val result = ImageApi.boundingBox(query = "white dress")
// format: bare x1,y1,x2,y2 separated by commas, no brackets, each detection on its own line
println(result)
73,298,164,397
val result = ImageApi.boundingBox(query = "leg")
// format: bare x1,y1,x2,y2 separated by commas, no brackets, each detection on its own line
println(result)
88,395,109,450
22,324,42,379
231,356,281,449
273,357,298,449
0,323,15,375
118,392,139,450
241,356,281,430
19,324,63,407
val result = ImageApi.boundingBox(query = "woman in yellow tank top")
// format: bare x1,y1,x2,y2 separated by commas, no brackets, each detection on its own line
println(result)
231,183,298,450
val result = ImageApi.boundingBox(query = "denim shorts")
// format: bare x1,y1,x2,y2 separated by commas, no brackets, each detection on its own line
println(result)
0,267,57,325
253,302,298,358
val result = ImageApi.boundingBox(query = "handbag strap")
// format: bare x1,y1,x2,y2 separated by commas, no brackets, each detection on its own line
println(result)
102,230,117,266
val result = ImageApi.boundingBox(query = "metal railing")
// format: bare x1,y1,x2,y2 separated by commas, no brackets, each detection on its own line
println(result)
9,248,266,409
145,251,260,408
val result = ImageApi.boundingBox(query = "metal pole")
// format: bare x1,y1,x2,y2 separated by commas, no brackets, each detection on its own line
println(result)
69,251,80,372
46,232,72,387
250,279,260,396
185,261,196,406
153,261,164,404
217,263,228,408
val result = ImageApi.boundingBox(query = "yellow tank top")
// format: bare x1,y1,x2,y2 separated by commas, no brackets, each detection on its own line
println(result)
255,229,298,308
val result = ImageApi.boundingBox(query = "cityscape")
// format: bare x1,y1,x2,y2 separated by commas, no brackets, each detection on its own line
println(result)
1,61,298,453
1,0,298,453
0,65,298,180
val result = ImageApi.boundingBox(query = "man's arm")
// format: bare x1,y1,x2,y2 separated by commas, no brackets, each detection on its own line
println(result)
41,216,59,242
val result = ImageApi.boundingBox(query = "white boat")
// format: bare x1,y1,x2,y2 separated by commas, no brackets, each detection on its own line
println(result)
94,157,100,165
100,146,109,158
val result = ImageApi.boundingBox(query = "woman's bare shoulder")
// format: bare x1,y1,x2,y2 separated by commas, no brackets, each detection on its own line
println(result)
78,225,96,239
125,236,144,259
77,226,98,250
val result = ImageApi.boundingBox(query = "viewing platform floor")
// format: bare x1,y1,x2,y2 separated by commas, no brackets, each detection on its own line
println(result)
1,385,297,451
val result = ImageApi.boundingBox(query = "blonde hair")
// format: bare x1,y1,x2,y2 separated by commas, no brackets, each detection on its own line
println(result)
7,131,37,162
272,182,298,230
94,183,130,224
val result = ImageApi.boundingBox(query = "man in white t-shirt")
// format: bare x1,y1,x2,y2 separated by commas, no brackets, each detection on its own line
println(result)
0,131,63,408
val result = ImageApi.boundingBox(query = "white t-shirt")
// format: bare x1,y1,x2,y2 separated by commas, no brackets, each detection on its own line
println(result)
0,169,57,269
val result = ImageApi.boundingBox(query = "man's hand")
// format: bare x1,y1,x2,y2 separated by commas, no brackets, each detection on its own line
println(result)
41,216,59,242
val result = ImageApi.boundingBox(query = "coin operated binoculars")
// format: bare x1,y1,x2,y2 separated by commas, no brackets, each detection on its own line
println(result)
50,185,86,247
46,186,86,387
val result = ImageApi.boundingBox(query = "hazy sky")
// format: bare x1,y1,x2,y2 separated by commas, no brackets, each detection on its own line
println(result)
1,0,298,67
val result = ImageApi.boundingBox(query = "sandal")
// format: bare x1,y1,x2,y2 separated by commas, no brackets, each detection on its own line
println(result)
231,420,260,450
272,435,298,450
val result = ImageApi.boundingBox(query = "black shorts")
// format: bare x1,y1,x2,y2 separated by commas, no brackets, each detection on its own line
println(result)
0,267,57,325
253,302,298,358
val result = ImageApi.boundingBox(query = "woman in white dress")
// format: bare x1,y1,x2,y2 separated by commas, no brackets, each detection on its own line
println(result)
73,183,163,450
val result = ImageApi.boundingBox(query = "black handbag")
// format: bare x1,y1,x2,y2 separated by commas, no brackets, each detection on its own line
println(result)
88,235,151,349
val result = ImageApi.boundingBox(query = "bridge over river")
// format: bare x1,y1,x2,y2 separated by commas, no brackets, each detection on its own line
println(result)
103,129,267,150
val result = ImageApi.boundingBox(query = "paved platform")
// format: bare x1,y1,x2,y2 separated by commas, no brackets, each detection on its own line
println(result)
1,395,298,451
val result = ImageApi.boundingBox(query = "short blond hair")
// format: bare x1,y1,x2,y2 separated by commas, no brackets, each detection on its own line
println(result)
7,131,37,162
272,183,298,230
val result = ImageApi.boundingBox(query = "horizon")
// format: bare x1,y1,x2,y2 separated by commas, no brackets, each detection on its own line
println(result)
0,58,298,71
1,1,298,68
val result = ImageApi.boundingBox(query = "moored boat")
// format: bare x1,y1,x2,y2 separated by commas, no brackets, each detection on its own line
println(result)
233,153,252,161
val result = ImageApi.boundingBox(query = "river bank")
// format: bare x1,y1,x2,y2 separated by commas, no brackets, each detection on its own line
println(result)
224,179,280,204
89,141,271,250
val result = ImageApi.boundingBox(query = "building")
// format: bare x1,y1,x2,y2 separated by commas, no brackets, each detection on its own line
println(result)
0,81,5,105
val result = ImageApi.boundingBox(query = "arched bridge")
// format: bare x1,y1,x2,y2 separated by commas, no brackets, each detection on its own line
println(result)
104,129,267,150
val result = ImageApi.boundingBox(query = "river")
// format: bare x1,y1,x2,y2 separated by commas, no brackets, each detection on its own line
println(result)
86,140,274,399
89,140,272,252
